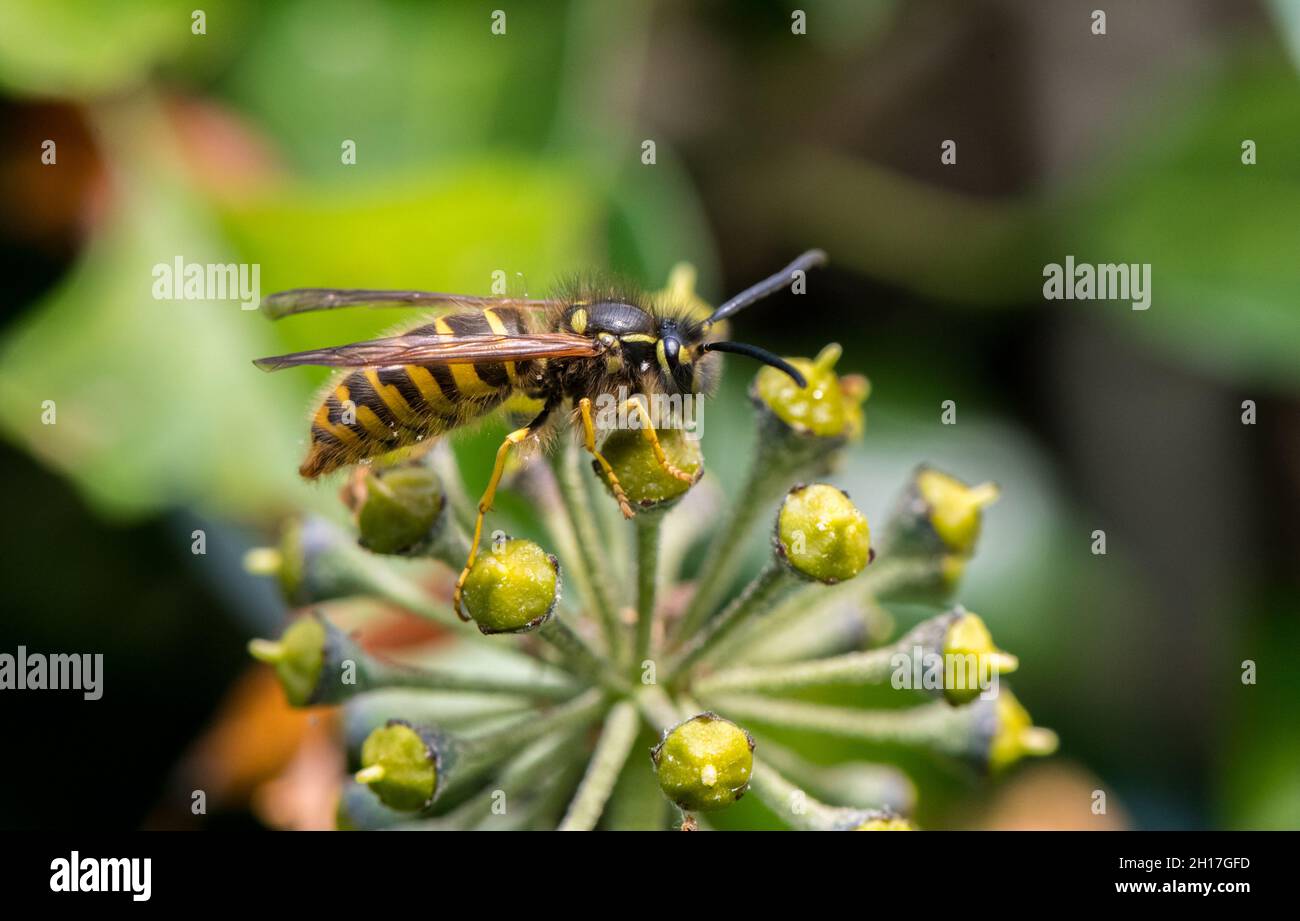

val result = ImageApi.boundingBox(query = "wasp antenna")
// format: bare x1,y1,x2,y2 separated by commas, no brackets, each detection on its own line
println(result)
703,341,807,388
705,249,827,326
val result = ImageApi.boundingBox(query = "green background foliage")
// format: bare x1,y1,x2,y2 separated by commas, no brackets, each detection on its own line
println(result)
0,0,1297,830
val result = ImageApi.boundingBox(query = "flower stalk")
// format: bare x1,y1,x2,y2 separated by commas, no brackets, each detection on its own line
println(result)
701,693,1057,770
633,512,664,669
667,561,794,677
553,441,624,660
693,608,1016,702
752,737,916,816
746,759,876,831
250,613,579,705
558,700,641,830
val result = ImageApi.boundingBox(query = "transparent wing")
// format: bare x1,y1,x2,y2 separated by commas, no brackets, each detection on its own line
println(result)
254,332,600,371
260,288,556,321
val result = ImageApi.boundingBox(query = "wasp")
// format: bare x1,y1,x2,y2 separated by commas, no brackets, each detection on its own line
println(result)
255,250,825,615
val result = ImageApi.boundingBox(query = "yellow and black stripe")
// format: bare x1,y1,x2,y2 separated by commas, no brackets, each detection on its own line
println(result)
299,308,537,478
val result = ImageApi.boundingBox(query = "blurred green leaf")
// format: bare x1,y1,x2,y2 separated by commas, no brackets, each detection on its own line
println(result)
222,0,566,176
1067,56,1300,389
0,0,197,98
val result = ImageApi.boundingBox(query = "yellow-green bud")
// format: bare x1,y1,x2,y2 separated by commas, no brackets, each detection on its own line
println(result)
775,483,872,583
243,517,362,606
854,813,917,831
752,343,868,439
242,518,307,602
651,713,754,812
356,465,444,555
942,610,1019,706
247,616,325,707
988,690,1058,772
460,538,560,634
915,468,999,556
356,721,439,812
596,426,702,510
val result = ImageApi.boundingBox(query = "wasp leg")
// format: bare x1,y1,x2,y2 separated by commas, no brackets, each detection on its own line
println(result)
622,397,695,484
579,397,635,519
453,404,552,620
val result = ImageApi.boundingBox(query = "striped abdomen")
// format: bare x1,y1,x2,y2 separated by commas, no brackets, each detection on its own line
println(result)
299,308,535,478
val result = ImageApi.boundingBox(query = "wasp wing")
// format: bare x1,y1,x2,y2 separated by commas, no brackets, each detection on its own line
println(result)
254,332,600,371
260,289,556,321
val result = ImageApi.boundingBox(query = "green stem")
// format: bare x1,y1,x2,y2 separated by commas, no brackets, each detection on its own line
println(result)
423,514,473,575
695,649,895,697
539,618,632,694
674,460,773,640
361,658,580,701
633,512,664,671
428,440,477,535
699,694,982,759
634,684,684,735
601,726,672,830
504,759,592,832
668,562,795,677
557,701,641,831
748,736,916,815
443,689,608,798
693,612,956,696
522,459,601,617
343,691,533,760
553,441,624,661
720,555,936,663
747,759,871,831
348,548,463,630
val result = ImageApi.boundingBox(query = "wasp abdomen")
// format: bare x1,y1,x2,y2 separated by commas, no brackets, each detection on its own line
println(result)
298,308,534,479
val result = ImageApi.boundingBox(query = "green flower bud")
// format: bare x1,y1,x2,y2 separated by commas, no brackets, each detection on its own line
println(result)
247,615,326,707
916,468,999,555
651,712,754,812
460,538,560,634
243,517,359,606
595,426,702,511
986,690,1058,772
356,720,440,812
753,343,868,440
775,483,872,583
355,464,445,555
942,609,1019,706
854,812,917,831
882,467,999,561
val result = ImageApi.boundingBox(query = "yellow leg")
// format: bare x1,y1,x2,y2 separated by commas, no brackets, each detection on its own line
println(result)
579,397,634,519
453,425,532,619
623,398,695,483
